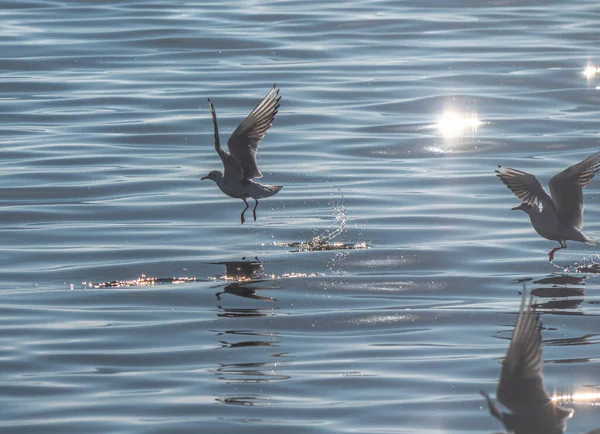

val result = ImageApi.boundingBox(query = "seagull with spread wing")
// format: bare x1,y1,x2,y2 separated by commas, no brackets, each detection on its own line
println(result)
201,85,283,224
496,151,600,261
480,290,576,434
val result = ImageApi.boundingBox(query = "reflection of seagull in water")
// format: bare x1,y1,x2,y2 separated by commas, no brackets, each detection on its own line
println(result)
481,291,578,434
213,259,276,301
213,259,264,280
496,151,600,261
216,282,276,302
201,86,283,224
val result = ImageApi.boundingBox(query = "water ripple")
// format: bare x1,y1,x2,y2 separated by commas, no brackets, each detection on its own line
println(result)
2,0,600,433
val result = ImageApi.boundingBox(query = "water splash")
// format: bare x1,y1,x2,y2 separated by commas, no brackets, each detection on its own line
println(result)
275,189,368,252
551,255,600,274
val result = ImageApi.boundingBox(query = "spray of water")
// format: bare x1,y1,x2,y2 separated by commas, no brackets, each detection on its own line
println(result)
275,189,367,252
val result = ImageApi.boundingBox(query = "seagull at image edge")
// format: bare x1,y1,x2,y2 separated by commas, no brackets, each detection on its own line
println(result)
496,151,600,261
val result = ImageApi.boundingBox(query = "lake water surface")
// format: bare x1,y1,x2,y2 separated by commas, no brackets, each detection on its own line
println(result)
1,1,600,433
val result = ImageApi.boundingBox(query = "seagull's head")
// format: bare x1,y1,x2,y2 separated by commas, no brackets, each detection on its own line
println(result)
201,170,223,183
511,203,533,214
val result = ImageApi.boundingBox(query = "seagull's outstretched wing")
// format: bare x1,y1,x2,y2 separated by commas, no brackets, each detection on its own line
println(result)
208,99,243,181
227,85,281,180
548,151,600,230
496,166,555,212
497,291,573,425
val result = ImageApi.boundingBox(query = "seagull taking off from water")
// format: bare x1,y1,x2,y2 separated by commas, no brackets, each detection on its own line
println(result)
480,290,576,434
201,85,283,224
496,151,600,261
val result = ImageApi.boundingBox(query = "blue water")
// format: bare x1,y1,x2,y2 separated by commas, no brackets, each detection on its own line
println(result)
1,1,600,432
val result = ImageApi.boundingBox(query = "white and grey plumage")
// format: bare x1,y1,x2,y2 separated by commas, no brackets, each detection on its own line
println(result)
496,151,600,260
480,290,575,434
201,85,283,224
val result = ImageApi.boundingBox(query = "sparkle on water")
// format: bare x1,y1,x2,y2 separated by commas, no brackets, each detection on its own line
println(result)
85,275,197,288
552,391,600,405
209,271,320,282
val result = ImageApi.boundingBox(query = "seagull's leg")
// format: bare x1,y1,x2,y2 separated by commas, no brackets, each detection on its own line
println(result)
253,199,259,221
241,199,249,224
548,241,566,261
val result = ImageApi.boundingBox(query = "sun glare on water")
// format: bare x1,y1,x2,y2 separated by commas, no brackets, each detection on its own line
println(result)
437,111,482,139
582,65,600,79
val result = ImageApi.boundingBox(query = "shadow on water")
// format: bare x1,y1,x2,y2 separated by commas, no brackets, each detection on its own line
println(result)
514,274,587,311
211,258,291,406
533,275,586,310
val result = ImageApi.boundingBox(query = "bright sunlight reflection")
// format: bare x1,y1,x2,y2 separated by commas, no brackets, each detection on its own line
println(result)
582,65,600,79
437,111,482,139
552,391,600,405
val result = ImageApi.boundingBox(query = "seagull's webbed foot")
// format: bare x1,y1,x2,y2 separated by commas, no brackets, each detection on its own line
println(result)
548,241,567,261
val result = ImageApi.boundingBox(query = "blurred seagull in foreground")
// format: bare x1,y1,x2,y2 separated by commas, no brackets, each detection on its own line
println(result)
201,85,282,224
496,151,600,260
480,290,576,434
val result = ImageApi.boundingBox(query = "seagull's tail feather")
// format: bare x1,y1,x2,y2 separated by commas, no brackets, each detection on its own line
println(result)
263,185,283,197
251,184,283,199
582,232,598,246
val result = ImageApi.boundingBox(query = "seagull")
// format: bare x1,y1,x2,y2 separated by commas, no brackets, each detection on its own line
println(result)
480,290,577,434
201,85,283,224
496,151,600,260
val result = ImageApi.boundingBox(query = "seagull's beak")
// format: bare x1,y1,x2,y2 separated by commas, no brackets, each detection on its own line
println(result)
511,203,525,211
201,175,209,180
